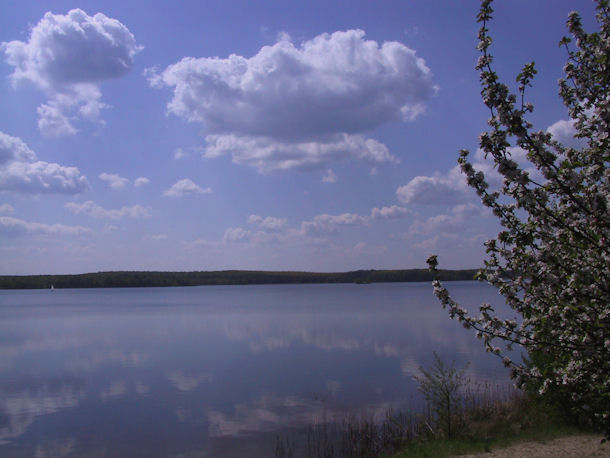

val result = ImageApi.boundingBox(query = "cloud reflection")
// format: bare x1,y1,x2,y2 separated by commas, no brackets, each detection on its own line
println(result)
99,380,127,401
168,371,213,392
0,378,86,445
217,307,507,384
66,349,150,372
207,393,398,438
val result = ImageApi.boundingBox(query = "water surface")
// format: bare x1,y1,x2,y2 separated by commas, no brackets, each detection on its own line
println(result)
0,281,514,457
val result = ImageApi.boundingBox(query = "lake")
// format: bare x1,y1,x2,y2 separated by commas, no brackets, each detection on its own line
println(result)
0,281,515,457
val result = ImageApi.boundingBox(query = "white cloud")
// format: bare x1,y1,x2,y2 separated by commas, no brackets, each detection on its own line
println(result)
149,29,435,172
0,216,91,236
1,161,89,194
396,118,577,209
37,103,78,136
396,167,467,205
0,204,14,213
149,233,167,241
0,131,36,165
300,212,368,235
547,118,586,149
223,227,251,243
371,205,409,219
65,201,151,219
134,177,150,187
98,172,129,190
203,133,398,173
0,131,88,194
409,203,484,235
173,146,203,160
2,9,141,136
322,169,337,183
164,178,212,197
397,140,551,208
247,215,287,231
173,148,188,160
473,146,543,185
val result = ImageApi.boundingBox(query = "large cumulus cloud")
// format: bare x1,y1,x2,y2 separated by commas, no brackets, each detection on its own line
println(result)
2,9,141,136
0,131,88,194
149,29,436,172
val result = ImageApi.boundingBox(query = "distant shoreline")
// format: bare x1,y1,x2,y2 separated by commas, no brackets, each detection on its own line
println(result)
0,268,477,290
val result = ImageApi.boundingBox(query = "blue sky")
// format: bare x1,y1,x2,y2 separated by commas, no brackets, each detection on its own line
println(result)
0,1,595,274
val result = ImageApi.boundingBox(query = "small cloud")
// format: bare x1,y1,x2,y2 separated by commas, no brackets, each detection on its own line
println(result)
223,227,251,243
149,233,167,241
0,203,15,213
134,177,150,187
99,172,130,190
404,25,420,36
65,201,151,219
247,215,287,231
173,148,188,160
322,169,337,183
164,178,212,197
203,133,398,173
396,168,468,205
0,131,88,194
408,203,484,235
0,216,91,236
300,212,368,236
371,205,409,219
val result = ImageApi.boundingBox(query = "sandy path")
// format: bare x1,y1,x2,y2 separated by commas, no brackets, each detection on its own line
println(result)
458,434,608,457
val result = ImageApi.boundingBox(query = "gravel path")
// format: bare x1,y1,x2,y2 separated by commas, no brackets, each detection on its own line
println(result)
458,434,608,457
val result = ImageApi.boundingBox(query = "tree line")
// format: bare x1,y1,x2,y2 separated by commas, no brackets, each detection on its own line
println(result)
0,268,477,290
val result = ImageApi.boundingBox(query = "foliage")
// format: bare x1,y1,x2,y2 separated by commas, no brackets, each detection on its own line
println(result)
413,353,470,438
427,0,610,435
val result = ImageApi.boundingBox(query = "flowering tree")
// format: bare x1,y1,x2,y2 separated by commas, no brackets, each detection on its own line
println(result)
427,0,609,434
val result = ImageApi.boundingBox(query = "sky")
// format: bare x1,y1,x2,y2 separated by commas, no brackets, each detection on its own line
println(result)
0,0,597,275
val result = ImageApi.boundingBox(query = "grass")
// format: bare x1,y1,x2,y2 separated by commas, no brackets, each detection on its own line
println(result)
391,394,589,457
273,381,596,457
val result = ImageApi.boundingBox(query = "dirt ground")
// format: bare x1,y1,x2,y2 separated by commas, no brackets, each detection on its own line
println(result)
458,434,608,457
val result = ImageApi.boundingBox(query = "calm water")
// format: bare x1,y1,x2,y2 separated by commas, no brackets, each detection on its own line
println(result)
0,281,515,457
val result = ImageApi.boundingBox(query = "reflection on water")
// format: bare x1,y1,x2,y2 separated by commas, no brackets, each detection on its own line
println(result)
0,282,512,456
